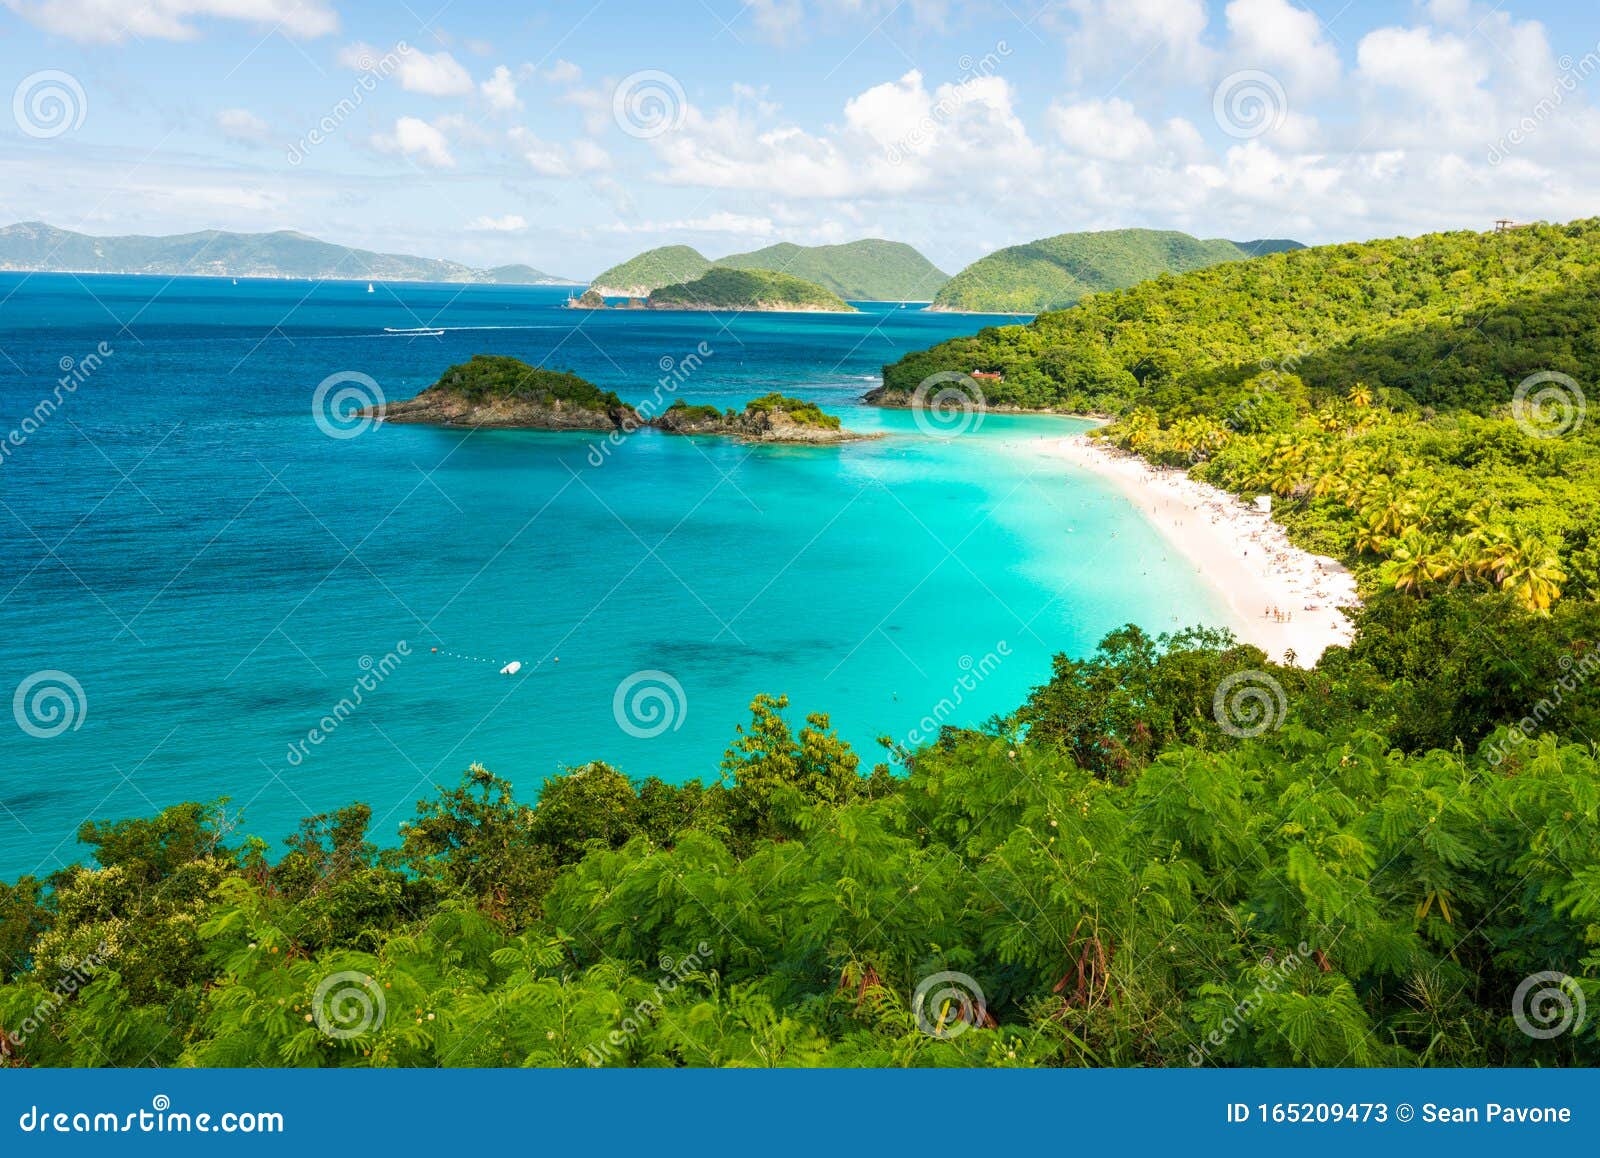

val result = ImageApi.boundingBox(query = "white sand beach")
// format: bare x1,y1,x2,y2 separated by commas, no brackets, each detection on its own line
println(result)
1021,432,1359,667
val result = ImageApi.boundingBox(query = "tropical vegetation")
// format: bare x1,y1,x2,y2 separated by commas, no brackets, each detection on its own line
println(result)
590,239,948,301
646,267,854,312
928,228,1301,313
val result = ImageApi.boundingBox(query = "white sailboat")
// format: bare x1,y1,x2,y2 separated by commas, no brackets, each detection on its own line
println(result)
366,282,375,293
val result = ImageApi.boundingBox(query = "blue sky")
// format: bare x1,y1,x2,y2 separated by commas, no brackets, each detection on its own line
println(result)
2,0,1597,277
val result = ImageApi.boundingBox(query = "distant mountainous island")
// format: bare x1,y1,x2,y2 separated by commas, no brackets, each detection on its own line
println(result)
0,222,579,286
929,229,1305,313
589,238,948,301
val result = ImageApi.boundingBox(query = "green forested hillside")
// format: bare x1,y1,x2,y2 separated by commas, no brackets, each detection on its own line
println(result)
928,228,1299,313
591,239,947,300
647,267,853,311
716,239,948,301
886,220,1600,413
589,245,713,295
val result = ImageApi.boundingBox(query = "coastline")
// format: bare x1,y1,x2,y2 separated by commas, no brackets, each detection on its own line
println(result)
1015,432,1359,667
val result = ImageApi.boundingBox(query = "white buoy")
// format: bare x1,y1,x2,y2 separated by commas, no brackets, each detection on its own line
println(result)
500,660,522,675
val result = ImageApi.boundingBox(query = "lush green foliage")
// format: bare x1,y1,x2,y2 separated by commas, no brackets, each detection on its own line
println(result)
589,244,712,293
889,220,1600,412
592,239,947,300
647,267,854,312
716,239,948,301
929,229,1299,314
429,355,625,410
743,393,842,428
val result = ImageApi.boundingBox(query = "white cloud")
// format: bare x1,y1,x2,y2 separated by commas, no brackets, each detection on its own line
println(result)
1224,0,1340,95
481,65,521,112
1050,98,1156,161
1357,26,1485,112
372,117,454,168
215,107,270,144
652,70,1041,199
510,129,612,178
543,59,582,85
341,41,473,96
2,0,336,41
1062,0,1213,81
467,214,528,232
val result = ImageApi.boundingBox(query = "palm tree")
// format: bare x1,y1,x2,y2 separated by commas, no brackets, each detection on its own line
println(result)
1430,534,1487,589
1378,532,1443,594
1493,534,1567,614
1349,382,1374,408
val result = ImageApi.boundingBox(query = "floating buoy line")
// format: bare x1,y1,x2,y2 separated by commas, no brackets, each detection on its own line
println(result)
430,646,557,675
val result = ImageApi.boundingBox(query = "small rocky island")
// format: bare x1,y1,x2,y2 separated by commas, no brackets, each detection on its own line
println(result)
373,357,872,443
645,268,854,312
374,354,641,430
655,394,875,443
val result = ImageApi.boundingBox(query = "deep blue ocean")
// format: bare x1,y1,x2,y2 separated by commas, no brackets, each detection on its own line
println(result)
0,275,1231,879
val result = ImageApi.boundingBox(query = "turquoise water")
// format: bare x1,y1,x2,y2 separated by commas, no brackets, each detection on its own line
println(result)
0,275,1231,879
